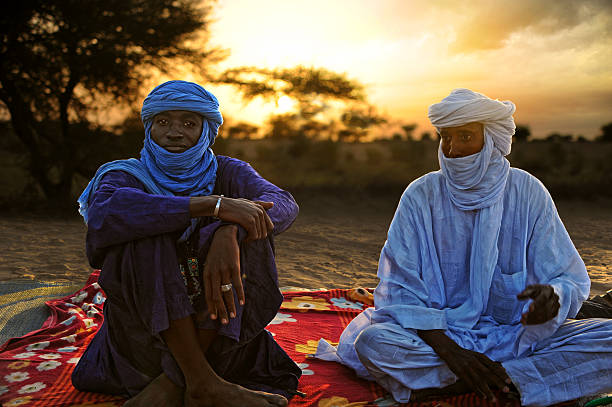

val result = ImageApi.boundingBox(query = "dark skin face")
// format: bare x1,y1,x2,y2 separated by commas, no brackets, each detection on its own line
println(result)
150,110,204,153
440,122,485,158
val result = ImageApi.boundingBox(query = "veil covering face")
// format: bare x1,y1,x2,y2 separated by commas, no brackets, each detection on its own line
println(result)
78,80,223,223
428,88,516,210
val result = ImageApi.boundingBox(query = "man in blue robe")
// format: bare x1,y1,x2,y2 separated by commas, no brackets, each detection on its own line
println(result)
319,89,612,406
72,81,301,406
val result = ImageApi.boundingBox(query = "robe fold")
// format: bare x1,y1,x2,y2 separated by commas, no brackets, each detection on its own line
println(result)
325,168,612,406
72,155,302,397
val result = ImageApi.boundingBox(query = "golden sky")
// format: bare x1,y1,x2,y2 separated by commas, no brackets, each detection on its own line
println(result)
207,0,612,139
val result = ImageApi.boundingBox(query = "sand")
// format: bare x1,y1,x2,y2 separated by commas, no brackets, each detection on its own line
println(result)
0,196,610,296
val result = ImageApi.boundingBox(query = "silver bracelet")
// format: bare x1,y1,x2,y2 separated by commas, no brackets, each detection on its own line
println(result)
213,195,224,218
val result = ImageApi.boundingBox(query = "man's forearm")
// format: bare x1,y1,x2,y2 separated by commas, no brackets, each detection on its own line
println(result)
189,195,221,218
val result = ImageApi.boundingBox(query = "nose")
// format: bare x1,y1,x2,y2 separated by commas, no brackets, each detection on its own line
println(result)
166,121,184,138
447,138,464,158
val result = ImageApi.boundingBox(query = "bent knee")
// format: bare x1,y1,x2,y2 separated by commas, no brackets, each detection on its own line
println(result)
354,324,395,360
355,323,427,363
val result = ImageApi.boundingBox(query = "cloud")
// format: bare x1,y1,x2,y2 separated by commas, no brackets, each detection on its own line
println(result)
436,0,612,53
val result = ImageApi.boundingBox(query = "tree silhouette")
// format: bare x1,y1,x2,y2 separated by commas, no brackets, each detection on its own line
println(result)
339,107,387,142
514,124,531,142
0,0,221,206
401,124,417,141
216,66,364,109
226,122,259,139
217,66,381,141
420,131,432,141
598,122,612,142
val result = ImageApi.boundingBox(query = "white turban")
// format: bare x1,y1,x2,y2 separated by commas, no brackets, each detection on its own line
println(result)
428,89,516,156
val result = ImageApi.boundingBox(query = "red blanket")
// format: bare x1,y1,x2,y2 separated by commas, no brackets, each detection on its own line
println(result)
0,271,523,407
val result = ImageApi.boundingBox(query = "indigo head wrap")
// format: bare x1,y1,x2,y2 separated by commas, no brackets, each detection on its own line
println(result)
78,80,223,223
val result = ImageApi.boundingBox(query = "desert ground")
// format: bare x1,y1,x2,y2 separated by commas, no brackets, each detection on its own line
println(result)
0,194,610,297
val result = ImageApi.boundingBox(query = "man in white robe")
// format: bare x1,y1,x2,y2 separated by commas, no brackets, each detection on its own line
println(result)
317,89,612,406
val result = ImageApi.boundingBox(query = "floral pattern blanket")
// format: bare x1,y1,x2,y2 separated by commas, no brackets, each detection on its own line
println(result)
0,271,524,407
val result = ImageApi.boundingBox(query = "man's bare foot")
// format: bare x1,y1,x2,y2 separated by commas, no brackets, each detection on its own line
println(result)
123,373,183,407
185,379,288,407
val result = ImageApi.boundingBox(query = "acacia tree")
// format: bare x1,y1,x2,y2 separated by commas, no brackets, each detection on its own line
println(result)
216,66,383,140
0,0,221,206
217,66,365,115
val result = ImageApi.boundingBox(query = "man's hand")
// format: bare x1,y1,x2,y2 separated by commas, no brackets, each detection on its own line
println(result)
202,225,245,324
418,330,513,401
217,198,274,241
189,196,274,241
517,284,560,325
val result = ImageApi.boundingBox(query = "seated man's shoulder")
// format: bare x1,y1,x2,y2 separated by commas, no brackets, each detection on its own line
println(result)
216,154,247,166
404,171,445,197
101,169,146,190
508,167,550,198
397,171,446,210
215,155,254,172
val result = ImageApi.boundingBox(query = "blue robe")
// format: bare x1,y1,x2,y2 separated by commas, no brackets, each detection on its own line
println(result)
320,168,612,406
72,156,302,397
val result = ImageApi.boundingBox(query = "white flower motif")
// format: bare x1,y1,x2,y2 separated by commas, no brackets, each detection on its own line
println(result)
57,346,77,353
67,357,80,364
61,315,76,326
38,353,61,360
71,291,87,304
26,341,49,351
83,318,98,329
5,371,30,382
330,297,364,310
61,334,77,343
268,312,297,325
37,360,62,371
297,363,314,375
17,381,46,394
86,308,99,318
92,282,101,290
13,352,36,359
68,308,83,315
93,291,106,304
0,385,8,395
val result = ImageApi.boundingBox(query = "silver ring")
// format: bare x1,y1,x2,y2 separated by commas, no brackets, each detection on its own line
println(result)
220,283,233,293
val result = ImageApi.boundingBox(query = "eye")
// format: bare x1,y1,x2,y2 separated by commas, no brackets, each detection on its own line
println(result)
184,120,195,127
461,134,472,141
156,118,168,125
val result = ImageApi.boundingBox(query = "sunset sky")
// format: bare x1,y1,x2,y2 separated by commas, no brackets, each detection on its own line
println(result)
203,0,612,139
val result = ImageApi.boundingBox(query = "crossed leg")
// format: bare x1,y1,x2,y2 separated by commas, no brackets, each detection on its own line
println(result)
124,317,288,407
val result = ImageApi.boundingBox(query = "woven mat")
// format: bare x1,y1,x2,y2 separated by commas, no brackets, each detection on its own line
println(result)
0,280,82,347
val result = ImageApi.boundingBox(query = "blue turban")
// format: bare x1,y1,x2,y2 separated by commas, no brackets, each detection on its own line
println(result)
77,80,223,223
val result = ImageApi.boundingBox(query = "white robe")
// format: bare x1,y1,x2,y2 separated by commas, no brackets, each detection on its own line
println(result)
317,168,612,406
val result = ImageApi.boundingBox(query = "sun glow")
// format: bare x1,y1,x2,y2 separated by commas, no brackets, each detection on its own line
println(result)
276,95,296,113
209,0,612,139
